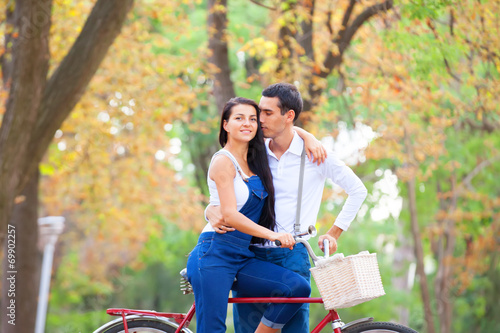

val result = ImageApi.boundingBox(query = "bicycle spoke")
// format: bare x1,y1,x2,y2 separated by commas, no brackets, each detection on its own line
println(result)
342,321,418,333
96,319,180,333
112,329,171,333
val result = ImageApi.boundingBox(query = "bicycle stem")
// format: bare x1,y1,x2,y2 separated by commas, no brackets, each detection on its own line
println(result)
274,225,330,265
295,238,329,266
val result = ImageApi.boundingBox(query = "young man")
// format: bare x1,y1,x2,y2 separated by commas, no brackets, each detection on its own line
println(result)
206,83,368,333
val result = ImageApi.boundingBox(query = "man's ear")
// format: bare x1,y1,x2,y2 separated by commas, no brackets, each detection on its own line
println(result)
286,110,295,123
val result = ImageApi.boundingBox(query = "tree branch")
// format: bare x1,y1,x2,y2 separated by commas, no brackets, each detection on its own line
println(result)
341,0,356,29
24,0,134,188
320,0,394,78
462,155,500,191
248,0,276,10
464,38,500,61
426,18,462,83
297,0,315,61
326,9,334,35
462,115,498,133
341,0,393,54
449,8,455,36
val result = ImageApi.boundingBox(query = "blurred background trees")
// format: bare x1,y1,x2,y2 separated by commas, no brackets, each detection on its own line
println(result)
0,0,498,332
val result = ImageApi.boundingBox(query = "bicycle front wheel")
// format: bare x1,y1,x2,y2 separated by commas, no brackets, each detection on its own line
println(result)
342,321,418,333
100,319,178,333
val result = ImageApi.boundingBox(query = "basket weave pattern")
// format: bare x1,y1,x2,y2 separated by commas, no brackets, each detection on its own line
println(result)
310,252,385,310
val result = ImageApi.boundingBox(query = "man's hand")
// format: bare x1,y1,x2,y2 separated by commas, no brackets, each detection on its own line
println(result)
206,205,235,234
318,234,338,254
318,225,343,254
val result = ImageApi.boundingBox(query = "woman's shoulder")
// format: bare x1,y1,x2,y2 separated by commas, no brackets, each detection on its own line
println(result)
209,151,237,180
211,153,235,168
212,149,237,160
211,149,240,168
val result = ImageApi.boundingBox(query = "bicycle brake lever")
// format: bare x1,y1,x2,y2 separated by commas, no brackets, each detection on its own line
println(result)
274,237,301,247
274,234,302,246
274,225,317,246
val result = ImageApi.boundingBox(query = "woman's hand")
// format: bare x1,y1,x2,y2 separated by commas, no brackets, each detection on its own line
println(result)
273,232,296,250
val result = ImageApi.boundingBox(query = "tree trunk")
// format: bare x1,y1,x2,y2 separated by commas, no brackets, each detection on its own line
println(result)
1,169,41,333
185,126,219,196
407,178,436,333
434,175,458,333
0,0,135,330
403,126,436,333
392,231,414,326
187,0,236,193
0,0,135,237
0,0,52,244
207,0,235,113
275,0,298,79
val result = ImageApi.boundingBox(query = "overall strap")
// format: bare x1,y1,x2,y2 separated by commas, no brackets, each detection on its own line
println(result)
211,150,249,181
295,143,306,234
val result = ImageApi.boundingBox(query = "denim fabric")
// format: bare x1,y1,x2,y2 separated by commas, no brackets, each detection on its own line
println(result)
231,257,310,328
186,176,310,333
233,243,311,333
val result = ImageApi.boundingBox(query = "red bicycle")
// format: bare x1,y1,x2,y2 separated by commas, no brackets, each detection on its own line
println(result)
93,233,418,333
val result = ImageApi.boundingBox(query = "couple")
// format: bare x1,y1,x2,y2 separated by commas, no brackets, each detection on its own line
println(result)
186,83,368,333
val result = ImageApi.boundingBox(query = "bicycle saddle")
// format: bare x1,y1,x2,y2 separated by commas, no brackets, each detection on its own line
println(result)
179,268,193,295
179,268,238,295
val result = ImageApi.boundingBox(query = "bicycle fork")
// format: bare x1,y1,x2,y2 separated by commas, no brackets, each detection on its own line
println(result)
310,309,343,333
330,310,343,333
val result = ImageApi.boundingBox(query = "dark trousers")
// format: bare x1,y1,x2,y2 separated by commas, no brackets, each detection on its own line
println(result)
233,243,311,333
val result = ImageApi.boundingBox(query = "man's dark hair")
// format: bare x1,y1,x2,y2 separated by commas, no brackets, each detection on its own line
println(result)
262,82,303,122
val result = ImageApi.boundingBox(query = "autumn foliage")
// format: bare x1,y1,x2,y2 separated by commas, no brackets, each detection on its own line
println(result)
1,0,498,332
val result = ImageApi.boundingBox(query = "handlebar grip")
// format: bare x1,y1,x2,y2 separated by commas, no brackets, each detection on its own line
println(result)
274,240,282,246
323,239,330,258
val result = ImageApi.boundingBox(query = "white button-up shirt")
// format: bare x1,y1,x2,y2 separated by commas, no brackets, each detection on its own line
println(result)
259,132,367,247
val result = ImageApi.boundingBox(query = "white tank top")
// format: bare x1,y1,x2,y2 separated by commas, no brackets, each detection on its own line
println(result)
201,149,251,233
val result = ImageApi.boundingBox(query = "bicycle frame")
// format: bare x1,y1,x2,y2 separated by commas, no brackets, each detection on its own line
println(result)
106,296,347,333
101,229,378,333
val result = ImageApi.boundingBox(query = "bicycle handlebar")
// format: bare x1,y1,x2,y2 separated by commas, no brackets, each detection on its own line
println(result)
274,229,330,265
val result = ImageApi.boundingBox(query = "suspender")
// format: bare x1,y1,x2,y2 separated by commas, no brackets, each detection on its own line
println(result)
294,143,306,234
216,146,306,234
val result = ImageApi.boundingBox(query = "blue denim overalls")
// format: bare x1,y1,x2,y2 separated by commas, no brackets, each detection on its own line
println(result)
186,167,310,333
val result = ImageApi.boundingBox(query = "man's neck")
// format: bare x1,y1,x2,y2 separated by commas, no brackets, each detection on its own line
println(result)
269,129,295,160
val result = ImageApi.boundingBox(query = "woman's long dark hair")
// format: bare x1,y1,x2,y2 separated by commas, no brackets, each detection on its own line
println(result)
219,97,276,244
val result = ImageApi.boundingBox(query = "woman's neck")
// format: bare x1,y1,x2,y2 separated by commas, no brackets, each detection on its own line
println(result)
223,141,248,161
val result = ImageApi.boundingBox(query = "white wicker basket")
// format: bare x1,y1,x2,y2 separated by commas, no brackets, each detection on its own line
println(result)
310,251,385,310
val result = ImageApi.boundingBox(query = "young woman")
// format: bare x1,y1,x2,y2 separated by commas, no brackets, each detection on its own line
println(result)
186,97,310,333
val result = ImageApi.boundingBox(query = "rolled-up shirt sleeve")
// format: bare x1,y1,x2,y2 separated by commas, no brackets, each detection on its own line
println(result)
321,152,368,231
